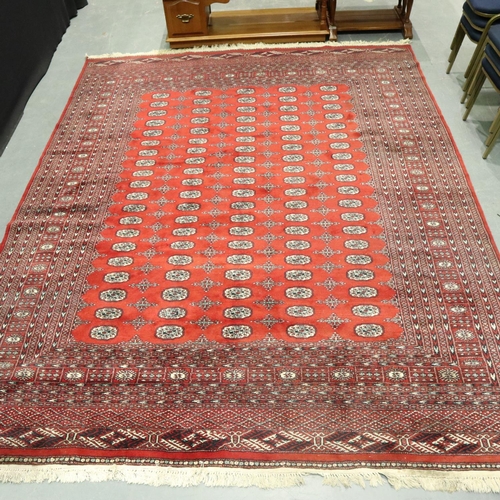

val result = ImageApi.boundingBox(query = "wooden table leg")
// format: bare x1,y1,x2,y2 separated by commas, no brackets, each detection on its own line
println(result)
318,0,327,31
328,0,337,41
395,0,413,39
402,0,414,39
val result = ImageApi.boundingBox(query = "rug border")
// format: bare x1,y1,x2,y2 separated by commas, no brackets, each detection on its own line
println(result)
2,44,500,493
0,58,93,254
407,45,500,262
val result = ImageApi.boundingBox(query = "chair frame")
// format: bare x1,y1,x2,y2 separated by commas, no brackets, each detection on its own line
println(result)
447,3,498,75
461,14,500,102
463,41,500,158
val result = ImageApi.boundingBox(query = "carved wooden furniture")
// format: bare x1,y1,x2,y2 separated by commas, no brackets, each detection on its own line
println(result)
162,0,330,48
162,0,414,48
328,0,414,41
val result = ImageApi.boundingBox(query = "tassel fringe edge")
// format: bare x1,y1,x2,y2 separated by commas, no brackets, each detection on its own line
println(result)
86,39,411,59
1,465,500,493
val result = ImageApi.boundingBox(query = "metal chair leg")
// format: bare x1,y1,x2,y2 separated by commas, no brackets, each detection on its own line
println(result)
463,37,485,79
462,51,486,104
483,113,500,158
485,111,500,146
447,26,466,74
462,42,487,101
450,22,462,51
463,71,486,120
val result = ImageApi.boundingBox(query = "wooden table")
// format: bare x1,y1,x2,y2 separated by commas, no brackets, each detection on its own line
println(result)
163,0,330,48
328,0,414,41
162,0,413,48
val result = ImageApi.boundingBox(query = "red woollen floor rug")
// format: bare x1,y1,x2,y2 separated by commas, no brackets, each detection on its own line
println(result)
1,44,500,491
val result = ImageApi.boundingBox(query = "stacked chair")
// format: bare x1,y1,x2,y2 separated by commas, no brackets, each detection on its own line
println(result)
447,1,495,76
462,21,500,158
447,1,500,158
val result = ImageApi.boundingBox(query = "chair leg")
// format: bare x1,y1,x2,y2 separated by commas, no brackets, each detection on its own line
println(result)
447,26,466,74
461,42,489,103
483,114,500,158
462,52,484,104
463,37,484,79
450,22,462,51
463,71,486,120
461,45,487,104
485,111,500,146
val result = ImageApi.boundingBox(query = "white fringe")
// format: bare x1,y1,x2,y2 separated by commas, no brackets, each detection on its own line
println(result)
86,40,411,59
1,465,500,493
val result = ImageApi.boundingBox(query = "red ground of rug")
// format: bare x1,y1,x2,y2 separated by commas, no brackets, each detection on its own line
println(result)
73,82,400,345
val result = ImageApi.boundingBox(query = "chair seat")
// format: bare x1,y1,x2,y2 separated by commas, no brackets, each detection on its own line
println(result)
462,15,483,42
464,2,491,29
467,0,500,16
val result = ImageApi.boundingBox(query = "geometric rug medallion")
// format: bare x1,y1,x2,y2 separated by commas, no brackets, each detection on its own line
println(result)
1,45,500,492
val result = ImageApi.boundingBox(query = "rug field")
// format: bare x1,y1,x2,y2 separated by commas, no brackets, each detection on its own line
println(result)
1,45,500,492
